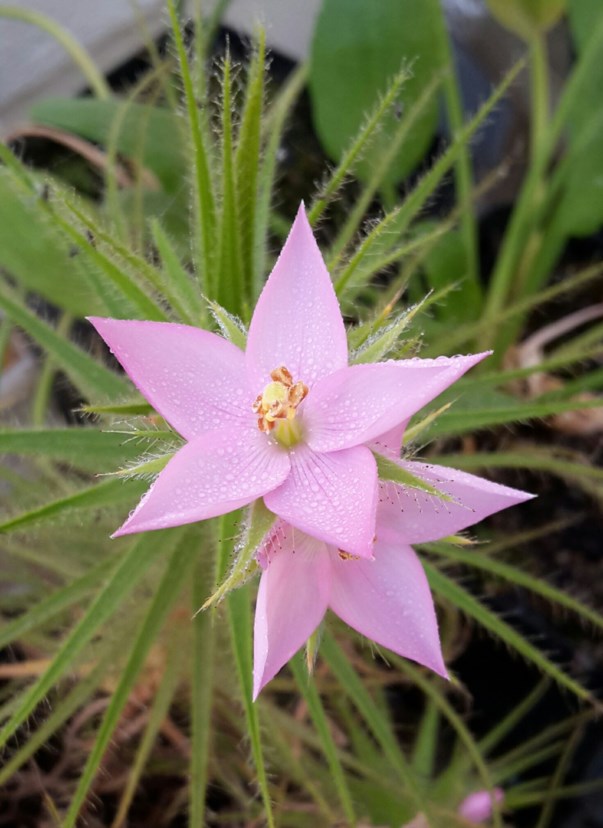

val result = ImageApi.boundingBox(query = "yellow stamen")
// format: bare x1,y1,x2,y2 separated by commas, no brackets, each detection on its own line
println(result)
253,365,308,444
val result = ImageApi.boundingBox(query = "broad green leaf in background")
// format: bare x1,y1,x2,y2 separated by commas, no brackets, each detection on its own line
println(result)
0,167,105,316
30,99,186,194
309,0,444,188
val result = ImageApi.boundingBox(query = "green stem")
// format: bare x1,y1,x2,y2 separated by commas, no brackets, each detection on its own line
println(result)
0,6,109,99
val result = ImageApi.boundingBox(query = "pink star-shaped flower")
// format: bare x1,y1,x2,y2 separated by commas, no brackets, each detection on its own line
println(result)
253,461,533,697
89,205,497,556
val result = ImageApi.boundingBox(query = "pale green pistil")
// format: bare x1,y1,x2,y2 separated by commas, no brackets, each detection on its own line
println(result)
273,417,304,448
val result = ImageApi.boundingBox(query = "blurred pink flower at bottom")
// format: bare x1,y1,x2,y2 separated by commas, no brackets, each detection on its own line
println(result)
458,788,505,823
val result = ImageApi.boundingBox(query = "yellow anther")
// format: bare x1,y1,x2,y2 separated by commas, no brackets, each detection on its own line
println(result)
253,365,308,438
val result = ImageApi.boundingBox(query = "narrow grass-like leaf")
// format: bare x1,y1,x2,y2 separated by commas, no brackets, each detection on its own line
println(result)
411,697,439,781
0,283,129,400
217,53,244,315
0,652,113,785
167,0,215,296
396,659,502,828
425,563,595,705
111,637,184,828
321,633,426,813
216,511,274,827
0,477,146,533
0,531,170,750
81,401,151,416
290,653,356,825
329,75,442,271
63,529,192,826
334,58,526,293
189,557,215,827
235,31,265,295
423,395,603,439
253,65,307,299
150,218,204,324
308,68,410,227
0,428,144,472
427,542,603,632
0,553,119,651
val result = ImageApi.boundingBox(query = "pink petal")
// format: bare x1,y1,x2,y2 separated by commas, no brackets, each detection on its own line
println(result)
329,539,447,677
264,445,378,559
245,204,347,391
253,525,331,698
113,426,290,536
458,789,504,823
369,420,409,459
88,318,252,441
378,460,535,545
303,353,490,453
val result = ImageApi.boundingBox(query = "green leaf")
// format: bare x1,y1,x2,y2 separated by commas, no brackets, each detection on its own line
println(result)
235,32,265,295
0,477,146,534
167,0,216,295
0,428,145,472
0,282,130,401
351,297,429,364
321,633,426,812
216,510,275,827
150,218,204,324
30,98,186,194
425,563,595,705
189,559,215,826
427,542,603,633
0,530,171,750
216,53,244,315
308,67,411,226
568,0,603,52
309,0,444,186
421,391,603,440
112,639,183,826
0,166,104,316
63,529,194,827
374,453,453,501
0,553,118,651
290,654,356,825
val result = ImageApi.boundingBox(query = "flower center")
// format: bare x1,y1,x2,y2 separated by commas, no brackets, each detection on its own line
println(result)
252,366,308,446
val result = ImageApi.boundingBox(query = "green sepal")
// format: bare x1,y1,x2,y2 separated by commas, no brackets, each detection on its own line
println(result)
207,298,248,350
374,453,453,502
201,500,276,610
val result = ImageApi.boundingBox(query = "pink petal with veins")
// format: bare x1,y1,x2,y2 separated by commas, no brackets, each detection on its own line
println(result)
378,460,535,545
264,444,377,559
113,426,290,537
253,526,330,699
245,204,348,391
329,539,447,677
459,789,504,823
88,317,252,440
303,353,490,453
